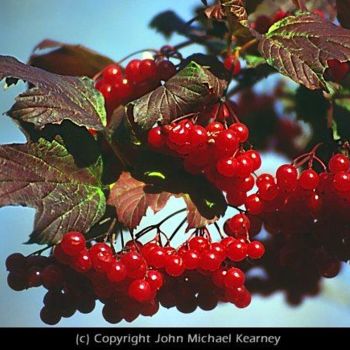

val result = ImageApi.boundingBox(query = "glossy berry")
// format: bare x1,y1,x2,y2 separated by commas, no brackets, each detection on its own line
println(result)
216,157,238,177
182,249,200,270
72,250,92,273
107,261,127,283
245,194,263,215
206,121,224,133
139,59,158,82
247,241,265,259
147,127,165,148
226,240,247,262
299,169,319,190
128,279,153,302
102,64,123,83
224,267,245,289
200,250,222,271
165,255,185,277
227,213,250,238
327,59,350,82
244,150,261,171
276,164,298,191
215,130,239,155
333,171,350,192
230,123,249,143
156,60,176,80
125,59,142,83
188,236,210,252
6,253,26,272
41,264,64,290
224,55,241,76
328,154,350,173
147,270,164,290
60,232,85,257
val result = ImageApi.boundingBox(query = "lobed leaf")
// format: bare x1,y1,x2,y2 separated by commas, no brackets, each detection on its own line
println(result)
0,139,106,244
129,61,227,131
29,39,114,77
108,172,172,229
258,12,350,90
0,55,106,130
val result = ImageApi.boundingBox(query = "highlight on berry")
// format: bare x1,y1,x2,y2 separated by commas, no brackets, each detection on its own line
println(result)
1,0,350,325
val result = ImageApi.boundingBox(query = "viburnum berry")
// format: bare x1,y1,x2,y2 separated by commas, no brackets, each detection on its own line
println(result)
299,169,319,190
188,236,210,252
333,171,350,192
128,279,154,302
41,264,64,290
156,60,176,80
215,130,239,156
164,255,185,277
224,267,245,289
276,164,298,191
229,123,249,143
227,213,250,238
125,59,142,83
226,240,248,262
224,55,241,76
60,232,85,257
206,121,224,133
6,253,26,272
139,59,158,82
101,63,123,83
146,270,164,290
216,157,238,177
181,249,200,270
245,194,263,215
199,249,222,271
247,241,265,259
326,59,350,82
244,150,261,171
72,249,92,273
107,261,127,283
328,153,350,173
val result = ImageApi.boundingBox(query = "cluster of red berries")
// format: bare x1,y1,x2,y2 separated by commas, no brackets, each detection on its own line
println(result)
6,224,266,324
249,153,350,272
95,58,176,116
148,118,262,207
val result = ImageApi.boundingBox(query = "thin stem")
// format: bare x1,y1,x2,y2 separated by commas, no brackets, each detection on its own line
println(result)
156,208,187,227
117,49,158,65
238,39,258,55
214,222,224,239
28,245,52,256
120,227,125,249
167,218,187,243
228,204,247,213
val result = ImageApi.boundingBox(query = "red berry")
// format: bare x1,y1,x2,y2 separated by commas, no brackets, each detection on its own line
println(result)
215,130,239,156
168,123,189,146
148,127,165,148
188,236,210,252
146,270,164,290
244,150,261,171
91,251,113,273
329,154,350,173
102,64,123,83
247,241,265,259
26,267,42,287
212,268,227,287
253,15,271,34
258,182,279,201
276,164,298,191
156,60,176,80
182,249,200,270
216,157,238,177
53,244,72,265
97,83,113,102
200,249,222,271
60,232,85,256
229,123,249,143
236,155,254,178
121,251,144,270
206,121,224,133
299,169,319,190
190,125,208,149
226,240,247,262
333,171,350,192
112,78,134,102
327,59,350,82
125,59,142,83
224,55,241,75
139,59,158,82
89,243,113,256
227,213,250,238
107,261,127,283
245,194,263,215
72,249,92,273
257,173,275,187
128,279,153,302
147,246,166,269
224,267,245,289
165,255,185,277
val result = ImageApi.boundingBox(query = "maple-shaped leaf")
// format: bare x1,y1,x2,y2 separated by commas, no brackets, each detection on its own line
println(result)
0,55,106,130
108,172,172,229
29,39,114,77
337,0,350,29
0,139,106,244
129,61,227,131
183,195,219,229
221,0,248,24
258,12,350,90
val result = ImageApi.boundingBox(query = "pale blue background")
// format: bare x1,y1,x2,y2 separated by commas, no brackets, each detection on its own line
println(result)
0,0,350,327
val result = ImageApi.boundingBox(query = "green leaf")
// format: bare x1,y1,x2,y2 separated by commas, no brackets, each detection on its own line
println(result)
29,39,114,78
129,61,227,131
258,12,350,90
108,172,172,229
0,139,106,244
244,54,267,68
0,55,106,130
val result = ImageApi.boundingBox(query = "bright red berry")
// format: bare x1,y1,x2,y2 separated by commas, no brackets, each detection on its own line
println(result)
128,279,153,302
107,261,127,283
224,267,245,289
329,154,350,173
60,232,85,256
299,169,319,190
245,194,263,215
247,241,265,259
229,123,249,143
276,164,298,191
102,64,123,83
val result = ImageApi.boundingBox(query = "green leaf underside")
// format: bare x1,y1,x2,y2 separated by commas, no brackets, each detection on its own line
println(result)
108,172,172,229
29,39,114,78
258,12,350,90
0,55,106,130
129,61,227,130
183,195,219,229
0,139,106,244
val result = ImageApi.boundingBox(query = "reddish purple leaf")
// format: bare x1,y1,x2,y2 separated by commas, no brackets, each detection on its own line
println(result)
0,139,106,244
129,61,227,131
108,172,172,229
258,12,350,90
183,195,219,229
29,39,114,78
0,55,106,130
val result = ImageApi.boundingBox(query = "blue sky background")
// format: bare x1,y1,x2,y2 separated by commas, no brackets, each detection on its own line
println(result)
0,0,350,327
